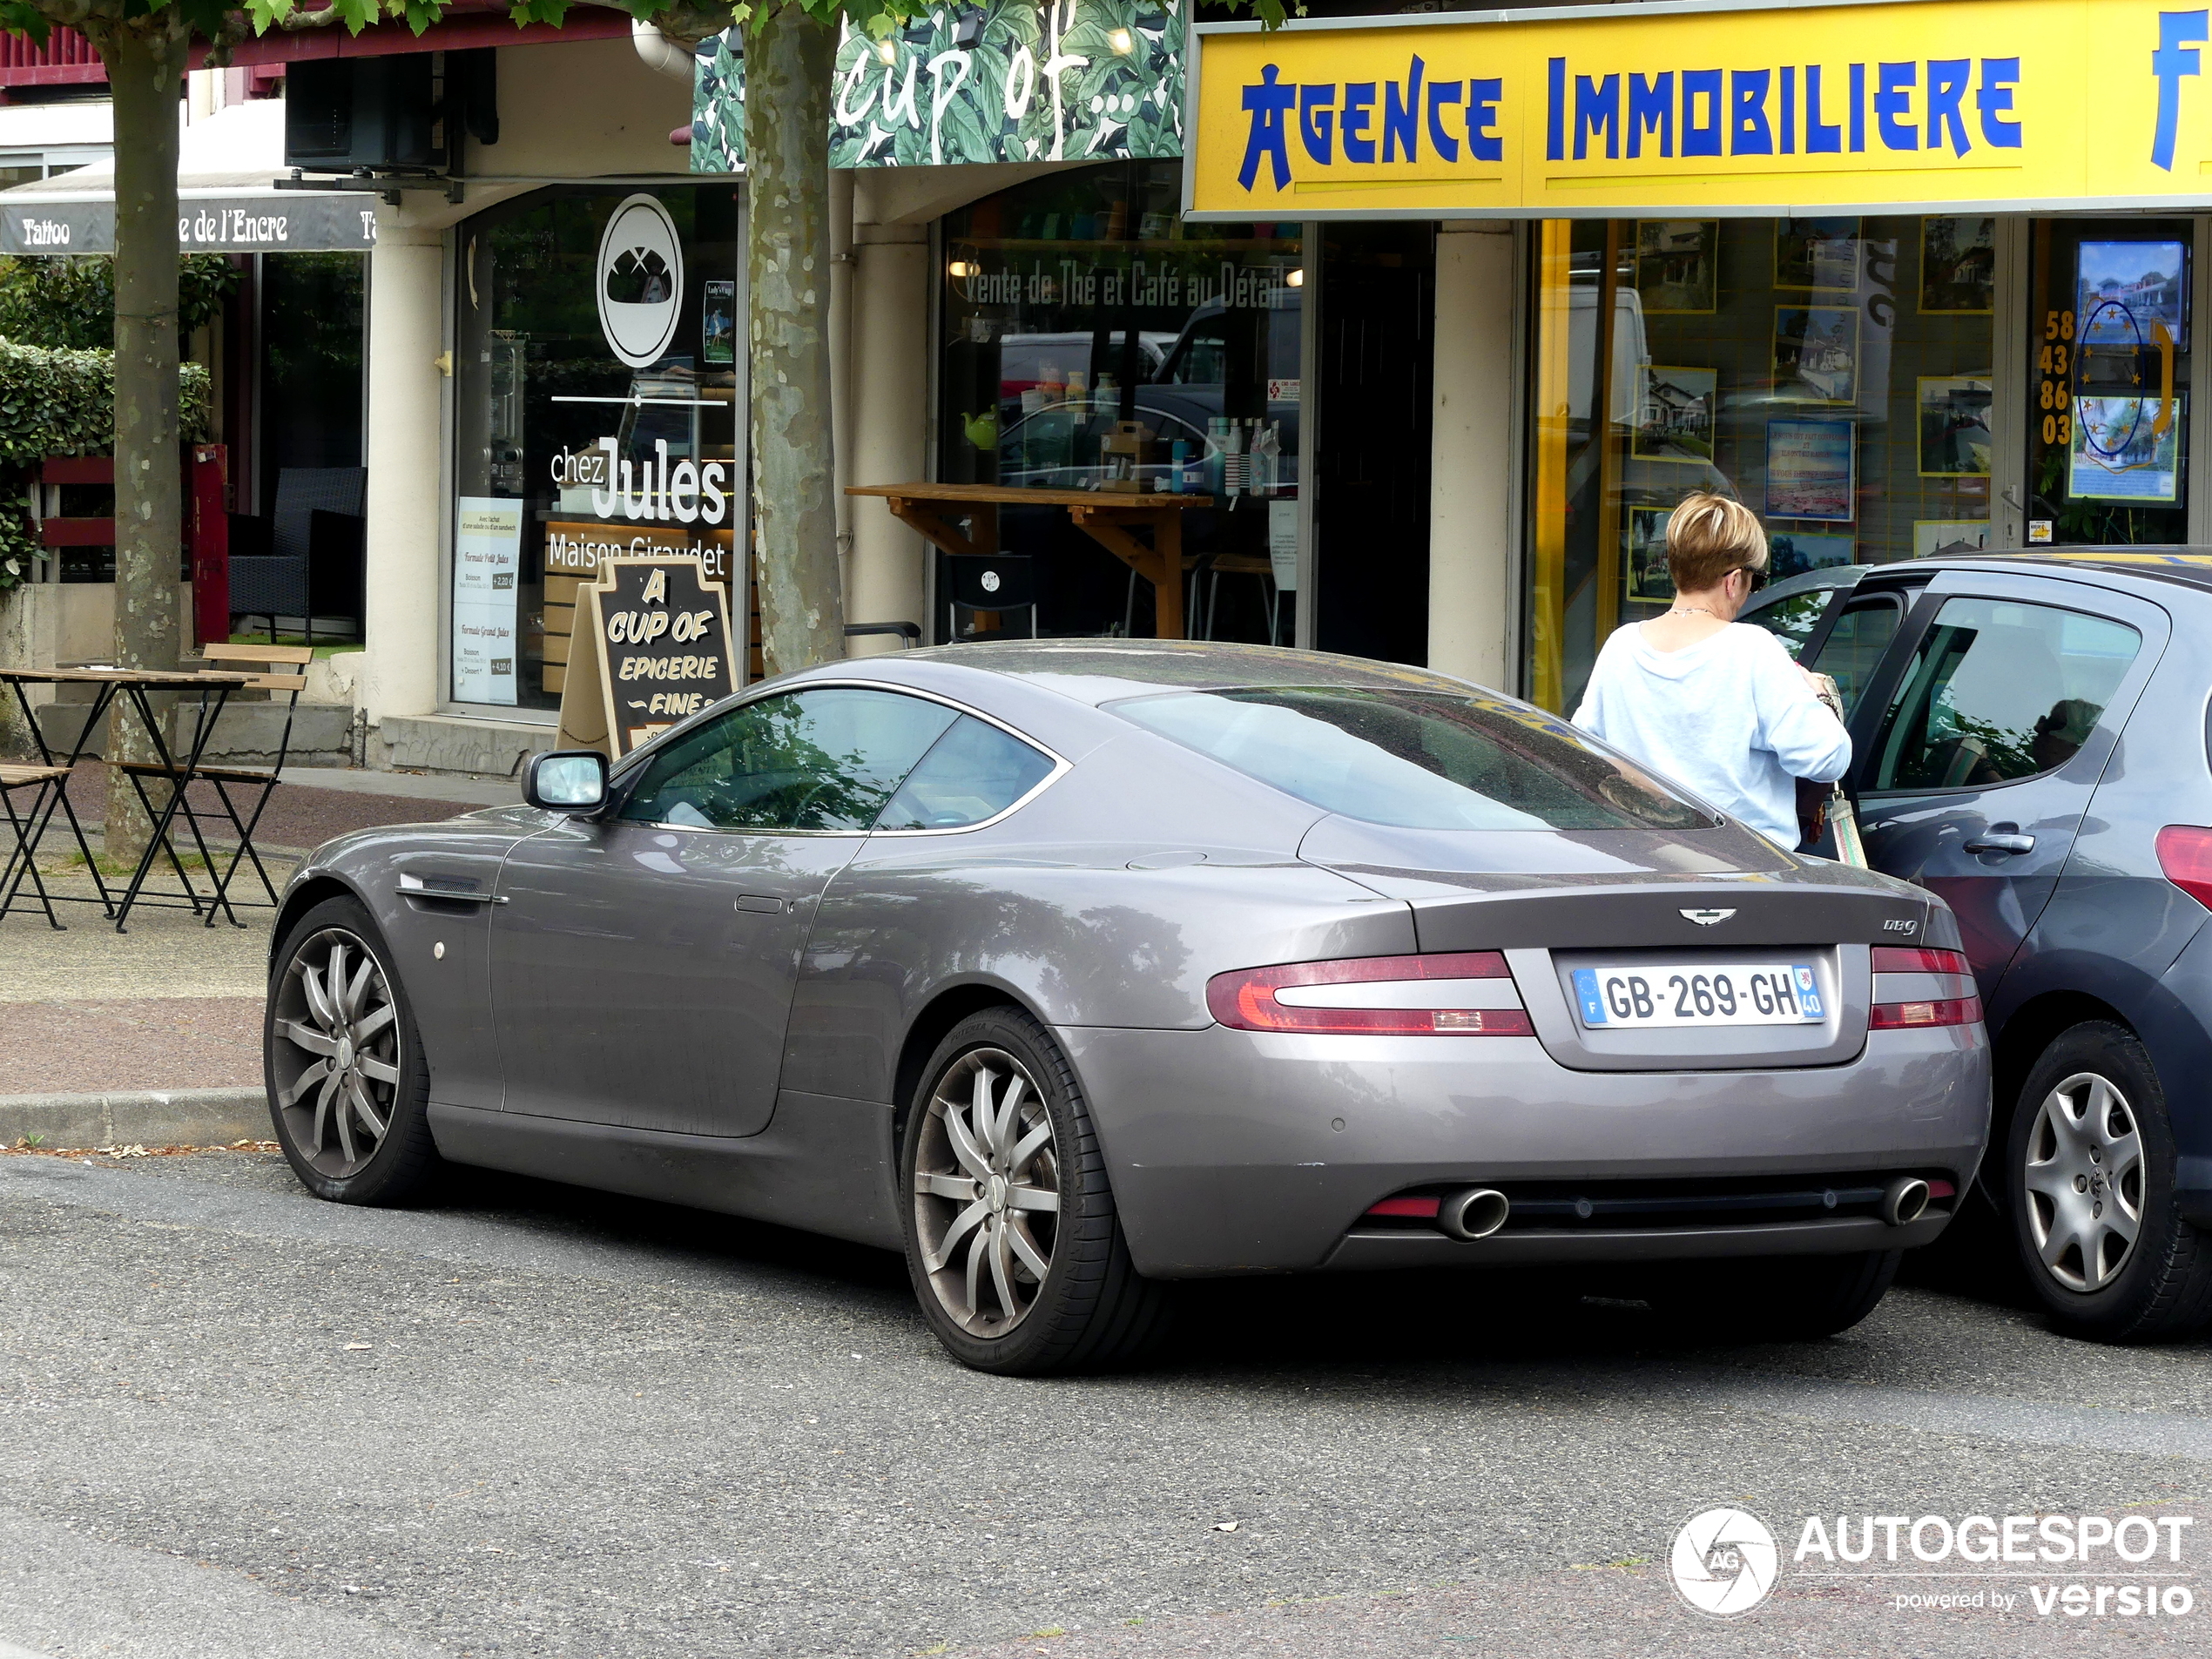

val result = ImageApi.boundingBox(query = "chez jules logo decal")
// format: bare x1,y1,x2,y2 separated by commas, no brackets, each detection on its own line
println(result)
597,194,685,369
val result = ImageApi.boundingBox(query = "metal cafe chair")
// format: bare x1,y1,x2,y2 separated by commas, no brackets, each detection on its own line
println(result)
948,554,1039,639
111,642,314,927
0,760,90,928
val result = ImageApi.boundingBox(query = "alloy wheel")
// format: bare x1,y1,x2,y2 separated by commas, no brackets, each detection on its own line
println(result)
912,1046,1062,1338
271,927,403,1179
2022,1069,2146,1294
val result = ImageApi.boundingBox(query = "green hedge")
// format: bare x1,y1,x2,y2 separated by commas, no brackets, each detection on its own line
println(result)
0,341,211,591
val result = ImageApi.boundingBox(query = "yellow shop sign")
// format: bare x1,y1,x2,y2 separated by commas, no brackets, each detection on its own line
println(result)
1187,0,2212,219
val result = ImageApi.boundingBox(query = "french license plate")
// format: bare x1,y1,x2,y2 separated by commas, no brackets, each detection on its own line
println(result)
1571,964,1824,1029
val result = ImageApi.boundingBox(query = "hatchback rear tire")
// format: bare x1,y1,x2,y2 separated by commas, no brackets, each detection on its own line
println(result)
900,1008,1172,1375
2006,1021,2212,1342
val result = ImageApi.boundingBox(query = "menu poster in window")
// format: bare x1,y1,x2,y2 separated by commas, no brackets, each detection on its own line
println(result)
453,496,523,705
1765,420,1856,522
556,556,735,759
703,280,736,366
2070,395,2184,503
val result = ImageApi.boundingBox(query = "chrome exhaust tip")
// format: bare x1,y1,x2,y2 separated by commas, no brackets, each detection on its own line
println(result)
1882,1177,1932,1227
1439,1187,1511,1241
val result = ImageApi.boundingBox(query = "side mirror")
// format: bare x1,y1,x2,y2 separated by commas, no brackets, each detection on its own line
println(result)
523,750,609,813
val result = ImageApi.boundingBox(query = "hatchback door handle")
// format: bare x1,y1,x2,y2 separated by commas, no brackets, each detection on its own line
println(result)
732,894,786,914
1963,833,2036,855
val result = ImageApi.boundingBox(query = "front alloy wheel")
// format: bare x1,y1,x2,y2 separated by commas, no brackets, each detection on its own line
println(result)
271,927,403,1179
913,1046,1062,1338
2022,1071,2145,1293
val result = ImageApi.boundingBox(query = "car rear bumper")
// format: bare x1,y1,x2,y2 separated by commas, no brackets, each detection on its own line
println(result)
1058,1024,1991,1278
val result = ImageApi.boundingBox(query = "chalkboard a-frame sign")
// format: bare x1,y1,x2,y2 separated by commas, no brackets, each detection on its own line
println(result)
555,556,737,758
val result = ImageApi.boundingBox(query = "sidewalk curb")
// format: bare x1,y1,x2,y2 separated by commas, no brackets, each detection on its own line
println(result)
0,1087,266,1150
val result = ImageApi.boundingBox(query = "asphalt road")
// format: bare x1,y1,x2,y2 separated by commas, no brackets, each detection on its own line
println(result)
3,1148,2211,1659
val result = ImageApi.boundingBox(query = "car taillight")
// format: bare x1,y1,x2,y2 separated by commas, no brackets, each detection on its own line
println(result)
2157,825,2212,910
1206,952,1533,1036
1869,996,1982,1029
1871,947,1971,974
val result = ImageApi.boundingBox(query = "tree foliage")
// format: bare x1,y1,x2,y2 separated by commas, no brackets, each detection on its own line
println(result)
0,254,239,353
0,342,211,590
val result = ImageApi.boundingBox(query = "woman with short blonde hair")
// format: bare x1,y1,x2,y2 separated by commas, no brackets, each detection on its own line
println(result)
1574,491,1849,851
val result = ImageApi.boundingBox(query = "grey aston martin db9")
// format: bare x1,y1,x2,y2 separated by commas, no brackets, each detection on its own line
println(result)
265,641,1990,1373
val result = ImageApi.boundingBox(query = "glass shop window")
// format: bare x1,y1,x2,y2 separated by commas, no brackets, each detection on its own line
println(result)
1525,216,1996,712
937,161,1303,646
451,185,744,712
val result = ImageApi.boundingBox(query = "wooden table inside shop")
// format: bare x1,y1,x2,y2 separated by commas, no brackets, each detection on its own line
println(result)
846,482,1215,639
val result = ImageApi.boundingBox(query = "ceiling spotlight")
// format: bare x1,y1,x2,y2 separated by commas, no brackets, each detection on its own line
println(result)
1109,27,1134,53
876,37,897,64
1285,267,1305,287
948,260,976,279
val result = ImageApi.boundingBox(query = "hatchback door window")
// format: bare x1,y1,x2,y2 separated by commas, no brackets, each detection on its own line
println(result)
1807,598,1902,718
619,688,959,831
1866,598,2141,792
1743,589,1832,658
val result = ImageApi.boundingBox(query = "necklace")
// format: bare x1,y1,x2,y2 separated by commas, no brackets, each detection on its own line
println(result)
1665,606,1716,618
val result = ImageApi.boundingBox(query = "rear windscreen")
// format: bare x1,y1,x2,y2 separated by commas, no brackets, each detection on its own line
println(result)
1109,687,1718,832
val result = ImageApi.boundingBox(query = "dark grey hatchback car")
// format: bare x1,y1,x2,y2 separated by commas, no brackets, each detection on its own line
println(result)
1743,550,2212,1342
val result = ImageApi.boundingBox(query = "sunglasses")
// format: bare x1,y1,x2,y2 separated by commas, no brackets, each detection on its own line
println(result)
1737,564,1770,593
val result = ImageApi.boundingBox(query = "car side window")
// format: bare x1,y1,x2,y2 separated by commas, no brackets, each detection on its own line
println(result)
1743,589,1832,659
1804,597,1901,718
873,715,1057,830
1866,597,2141,792
619,688,958,832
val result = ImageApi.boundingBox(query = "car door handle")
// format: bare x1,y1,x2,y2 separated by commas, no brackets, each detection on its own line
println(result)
1962,833,2036,855
732,894,786,914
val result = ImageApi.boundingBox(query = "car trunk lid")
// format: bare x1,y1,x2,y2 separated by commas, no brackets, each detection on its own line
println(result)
1299,815,1939,1070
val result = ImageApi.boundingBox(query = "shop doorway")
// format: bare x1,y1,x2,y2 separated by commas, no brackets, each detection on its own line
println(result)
1312,221,1434,666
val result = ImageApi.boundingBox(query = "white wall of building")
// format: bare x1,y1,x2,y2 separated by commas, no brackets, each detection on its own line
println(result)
1427,220,1520,691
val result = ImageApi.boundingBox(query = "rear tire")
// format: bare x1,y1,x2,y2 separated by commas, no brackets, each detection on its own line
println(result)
265,894,442,1206
2006,1021,2212,1342
1651,1250,1900,1342
899,1007,1172,1375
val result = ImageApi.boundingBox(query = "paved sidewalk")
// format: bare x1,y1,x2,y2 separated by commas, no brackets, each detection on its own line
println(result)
3,765,515,1106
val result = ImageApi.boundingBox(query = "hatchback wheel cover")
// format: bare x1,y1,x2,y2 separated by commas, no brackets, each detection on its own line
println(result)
2023,1070,2146,1293
914,1048,1062,1338
271,928,402,1179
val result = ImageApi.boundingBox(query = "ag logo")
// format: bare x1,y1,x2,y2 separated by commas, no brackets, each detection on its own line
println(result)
1680,907,1735,926
597,194,684,368
1670,1506,1778,1617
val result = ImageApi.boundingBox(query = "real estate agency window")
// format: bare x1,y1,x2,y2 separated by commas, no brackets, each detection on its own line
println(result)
451,185,743,712
938,161,1303,644
2024,219,2190,549
1524,215,1996,712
